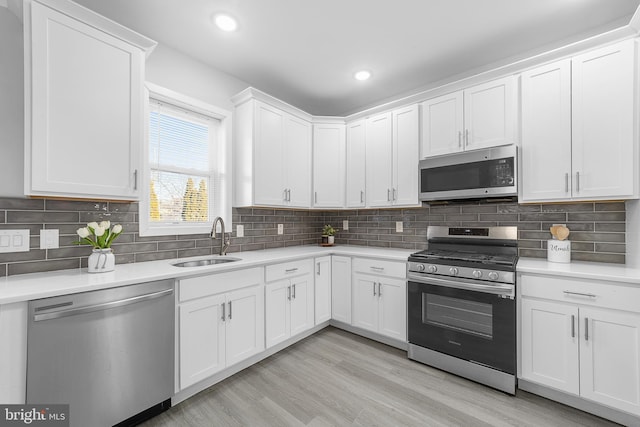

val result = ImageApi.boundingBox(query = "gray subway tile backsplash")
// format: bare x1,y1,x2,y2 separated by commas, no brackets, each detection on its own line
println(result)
0,197,628,276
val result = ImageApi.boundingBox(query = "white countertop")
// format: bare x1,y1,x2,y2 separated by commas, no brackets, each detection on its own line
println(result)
0,245,414,304
517,257,640,285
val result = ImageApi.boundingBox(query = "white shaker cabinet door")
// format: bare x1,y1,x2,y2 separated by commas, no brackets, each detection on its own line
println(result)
392,104,419,206
579,306,640,416
571,39,637,200
365,113,393,207
179,294,226,389
352,274,379,333
225,286,264,367
314,257,332,324
289,273,314,337
313,124,346,208
520,59,572,202
331,256,352,324
28,2,145,200
265,280,291,348
520,298,579,395
420,91,464,157
377,277,406,341
346,120,366,207
254,101,286,206
285,116,312,207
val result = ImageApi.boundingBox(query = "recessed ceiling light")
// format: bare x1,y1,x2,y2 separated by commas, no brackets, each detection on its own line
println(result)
214,13,238,32
354,70,371,81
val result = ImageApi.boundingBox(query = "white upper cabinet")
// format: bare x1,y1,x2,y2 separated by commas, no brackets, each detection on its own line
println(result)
313,122,346,208
234,93,312,208
520,39,638,202
365,105,420,207
24,0,156,200
420,76,516,158
346,120,366,208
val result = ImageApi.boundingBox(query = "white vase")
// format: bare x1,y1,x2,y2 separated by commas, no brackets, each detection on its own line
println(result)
328,236,335,245
88,248,115,273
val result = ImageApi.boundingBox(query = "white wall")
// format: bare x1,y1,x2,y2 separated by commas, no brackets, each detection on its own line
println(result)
0,8,24,198
0,9,249,198
145,44,249,112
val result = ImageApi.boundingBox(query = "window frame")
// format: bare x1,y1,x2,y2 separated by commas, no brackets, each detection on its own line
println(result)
139,83,232,237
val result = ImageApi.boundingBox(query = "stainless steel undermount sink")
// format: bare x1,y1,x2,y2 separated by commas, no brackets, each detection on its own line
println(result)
172,257,241,267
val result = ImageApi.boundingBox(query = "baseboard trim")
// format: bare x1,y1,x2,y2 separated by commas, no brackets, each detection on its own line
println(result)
518,379,640,426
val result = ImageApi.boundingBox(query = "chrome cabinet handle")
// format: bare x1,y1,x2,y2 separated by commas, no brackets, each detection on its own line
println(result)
221,301,226,322
378,282,382,297
370,266,384,271
571,314,575,338
563,290,596,298
314,192,318,204
585,317,589,341
283,189,288,202
292,284,296,299
373,282,376,296
576,172,580,193
287,285,291,301
465,129,469,146
285,268,299,273
458,131,462,148
133,169,138,190
565,173,569,193
228,301,232,320
392,188,397,201
360,190,364,203
288,189,292,201
387,189,391,201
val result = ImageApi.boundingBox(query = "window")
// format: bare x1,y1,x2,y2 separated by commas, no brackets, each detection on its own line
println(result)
140,84,232,236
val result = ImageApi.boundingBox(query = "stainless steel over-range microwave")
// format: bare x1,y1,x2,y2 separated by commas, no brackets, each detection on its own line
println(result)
419,145,517,201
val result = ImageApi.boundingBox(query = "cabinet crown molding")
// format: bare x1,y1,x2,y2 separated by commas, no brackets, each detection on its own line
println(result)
25,0,157,56
232,87,313,122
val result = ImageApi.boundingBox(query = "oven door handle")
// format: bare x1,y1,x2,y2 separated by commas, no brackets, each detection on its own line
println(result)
408,274,514,298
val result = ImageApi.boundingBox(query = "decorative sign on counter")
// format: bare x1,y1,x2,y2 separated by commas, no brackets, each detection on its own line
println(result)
548,224,571,263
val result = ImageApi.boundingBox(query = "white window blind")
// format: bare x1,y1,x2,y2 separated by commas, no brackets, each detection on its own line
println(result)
148,99,219,225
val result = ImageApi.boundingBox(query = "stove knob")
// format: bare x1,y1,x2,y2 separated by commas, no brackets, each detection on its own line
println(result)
472,270,483,279
416,264,426,272
488,271,499,281
427,265,438,274
449,267,459,276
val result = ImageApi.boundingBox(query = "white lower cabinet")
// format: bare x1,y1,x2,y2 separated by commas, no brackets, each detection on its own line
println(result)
351,258,406,341
265,259,315,348
331,256,352,324
178,269,264,390
520,273,640,417
314,256,332,324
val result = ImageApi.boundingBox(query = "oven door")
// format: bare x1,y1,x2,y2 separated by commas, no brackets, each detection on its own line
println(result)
407,277,515,374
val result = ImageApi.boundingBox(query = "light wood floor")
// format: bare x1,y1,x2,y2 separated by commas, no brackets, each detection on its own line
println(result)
142,327,618,427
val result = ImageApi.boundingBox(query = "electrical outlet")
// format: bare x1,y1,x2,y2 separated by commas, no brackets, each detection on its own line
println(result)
396,221,404,233
343,220,349,231
0,229,30,253
236,224,244,237
40,229,59,249
277,224,284,235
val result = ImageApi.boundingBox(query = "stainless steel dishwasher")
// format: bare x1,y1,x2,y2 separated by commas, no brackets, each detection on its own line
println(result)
27,280,175,427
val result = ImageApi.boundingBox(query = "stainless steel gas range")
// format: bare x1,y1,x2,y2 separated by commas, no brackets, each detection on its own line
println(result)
407,226,518,394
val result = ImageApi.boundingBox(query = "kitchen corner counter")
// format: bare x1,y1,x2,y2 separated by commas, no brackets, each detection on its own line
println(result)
0,245,414,304
517,257,640,285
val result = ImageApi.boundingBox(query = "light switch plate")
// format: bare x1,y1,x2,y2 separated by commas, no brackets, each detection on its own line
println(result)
343,220,349,231
0,229,30,253
40,229,59,249
396,221,404,233
236,224,244,237
277,224,284,235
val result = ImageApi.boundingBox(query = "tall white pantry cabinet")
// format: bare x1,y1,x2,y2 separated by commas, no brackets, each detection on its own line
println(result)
23,0,156,200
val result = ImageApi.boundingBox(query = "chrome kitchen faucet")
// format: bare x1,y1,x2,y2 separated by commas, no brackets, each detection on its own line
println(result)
210,216,230,256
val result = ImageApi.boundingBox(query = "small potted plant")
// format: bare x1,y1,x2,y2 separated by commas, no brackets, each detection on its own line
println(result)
322,224,338,246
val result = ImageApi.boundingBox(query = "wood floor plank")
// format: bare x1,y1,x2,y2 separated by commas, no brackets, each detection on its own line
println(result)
142,327,620,426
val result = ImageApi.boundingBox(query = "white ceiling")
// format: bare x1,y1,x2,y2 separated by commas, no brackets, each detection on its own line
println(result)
73,0,640,116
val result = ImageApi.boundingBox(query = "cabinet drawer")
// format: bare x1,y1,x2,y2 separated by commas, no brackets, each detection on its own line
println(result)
352,258,406,278
179,268,263,302
265,259,313,282
519,274,640,313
